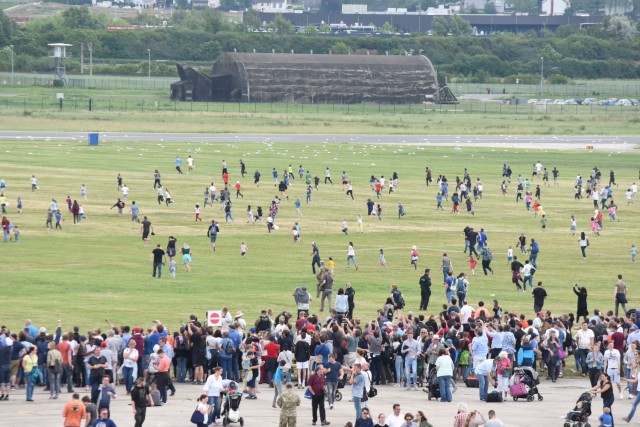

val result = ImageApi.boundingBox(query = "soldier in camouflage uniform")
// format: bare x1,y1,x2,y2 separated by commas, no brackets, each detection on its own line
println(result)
277,382,300,427
316,262,328,298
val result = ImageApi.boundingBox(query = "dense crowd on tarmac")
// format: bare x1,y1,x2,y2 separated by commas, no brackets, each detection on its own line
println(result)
2,154,640,427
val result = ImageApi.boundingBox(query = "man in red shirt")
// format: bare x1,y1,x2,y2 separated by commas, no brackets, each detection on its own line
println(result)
264,336,280,386
307,366,329,426
295,312,308,333
57,334,74,393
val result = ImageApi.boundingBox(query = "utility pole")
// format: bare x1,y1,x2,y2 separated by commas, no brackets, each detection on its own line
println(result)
540,57,544,96
80,43,84,74
10,45,14,85
147,49,151,80
88,43,93,77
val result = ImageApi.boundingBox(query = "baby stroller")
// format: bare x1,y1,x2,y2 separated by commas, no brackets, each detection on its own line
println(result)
509,366,543,402
424,365,440,400
417,357,426,387
564,392,593,427
222,391,244,427
334,372,347,402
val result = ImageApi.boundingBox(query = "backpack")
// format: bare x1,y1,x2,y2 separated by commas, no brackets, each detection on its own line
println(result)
53,357,62,374
386,306,394,321
224,339,235,355
257,315,271,332
486,248,494,260
456,278,466,293
398,293,405,309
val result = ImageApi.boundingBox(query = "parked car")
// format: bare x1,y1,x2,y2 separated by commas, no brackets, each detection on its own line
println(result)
565,99,580,105
552,99,566,105
616,99,632,106
527,99,539,104
598,99,617,106
582,98,598,105
630,99,640,106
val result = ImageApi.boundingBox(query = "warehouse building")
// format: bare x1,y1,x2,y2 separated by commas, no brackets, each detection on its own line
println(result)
170,52,439,104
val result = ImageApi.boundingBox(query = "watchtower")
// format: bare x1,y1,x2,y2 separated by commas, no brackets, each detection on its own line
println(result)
48,43,72,86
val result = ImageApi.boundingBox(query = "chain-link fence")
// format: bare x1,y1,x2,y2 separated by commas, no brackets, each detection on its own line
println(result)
0,73,175,90
1,96,639,117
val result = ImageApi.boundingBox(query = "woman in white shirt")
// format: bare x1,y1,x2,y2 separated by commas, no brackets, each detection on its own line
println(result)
195,394,211,427
335,288,349,318
347,242,359,270
202,367,225,425
122,340,139,393
435,348,455,402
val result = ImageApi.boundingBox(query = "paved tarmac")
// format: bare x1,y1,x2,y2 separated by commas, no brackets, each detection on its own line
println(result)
2,377,630,427
0,131,638,151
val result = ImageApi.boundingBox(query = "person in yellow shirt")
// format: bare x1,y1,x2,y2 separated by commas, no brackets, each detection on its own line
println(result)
22,347,38,401
327,257,336,274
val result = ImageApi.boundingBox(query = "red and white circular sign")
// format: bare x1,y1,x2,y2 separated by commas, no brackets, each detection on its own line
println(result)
208,310,221,326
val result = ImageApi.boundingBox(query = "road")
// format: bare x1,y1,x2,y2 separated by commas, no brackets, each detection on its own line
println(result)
0,131,638,150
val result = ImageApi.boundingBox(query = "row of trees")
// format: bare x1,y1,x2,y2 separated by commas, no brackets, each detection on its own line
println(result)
0,8,639,80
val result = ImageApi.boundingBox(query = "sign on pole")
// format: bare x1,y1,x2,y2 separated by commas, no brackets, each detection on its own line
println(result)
207,310,222,327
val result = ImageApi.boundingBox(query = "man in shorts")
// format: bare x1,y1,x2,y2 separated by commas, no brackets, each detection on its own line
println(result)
604,340,624,399
207,220,219,252
0,330,11,401
141,216,153,247
130,201,140,224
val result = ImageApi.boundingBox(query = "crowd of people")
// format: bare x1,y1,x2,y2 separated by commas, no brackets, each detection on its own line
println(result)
3,281,640,427
3,150,640,427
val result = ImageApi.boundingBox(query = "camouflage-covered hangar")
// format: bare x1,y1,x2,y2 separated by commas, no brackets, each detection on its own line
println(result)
170,52,441,104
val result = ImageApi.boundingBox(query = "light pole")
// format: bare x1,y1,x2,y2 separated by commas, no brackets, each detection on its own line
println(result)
147,49,151,80
9,45,14,85
540,56,544,96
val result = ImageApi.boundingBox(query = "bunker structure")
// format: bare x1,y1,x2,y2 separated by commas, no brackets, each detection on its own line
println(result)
170,52,452,104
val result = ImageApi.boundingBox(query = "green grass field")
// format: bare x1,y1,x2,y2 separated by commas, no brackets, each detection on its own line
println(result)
1,139,639,334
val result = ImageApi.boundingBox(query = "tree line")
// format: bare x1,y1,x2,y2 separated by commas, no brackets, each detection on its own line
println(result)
0,7,638,81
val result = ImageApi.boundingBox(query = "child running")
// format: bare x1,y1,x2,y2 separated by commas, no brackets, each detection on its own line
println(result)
507,246,513,265
632,244,637,262
590,217,601,236
410,245,419,270
194,204,202,222
240,241,248,258
169,259,177,279
379,249,387,267
467,255,477,275
570,215,577,235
